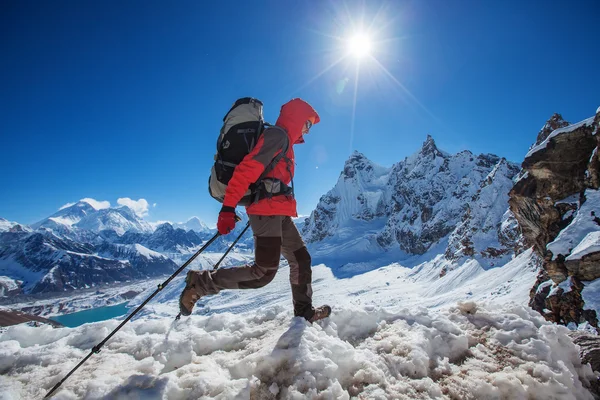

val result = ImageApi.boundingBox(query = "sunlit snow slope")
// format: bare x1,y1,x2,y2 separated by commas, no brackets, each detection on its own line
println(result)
2,249,597,399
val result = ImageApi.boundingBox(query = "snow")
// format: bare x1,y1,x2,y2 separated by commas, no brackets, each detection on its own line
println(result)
547,189,600,260
0,276,20,296
566,231,600,261
48,216,79,227
556,194,580,206
526,116,596,158
1,302,595,399
549,276,573,296
0,218,17,232
303,142,519,270
133,244,165,259
514,170,529,184
174,217,212,233
0,257,46,293
80,198,111,210
581,278,600,319
2,247,582,399
34,200,155,235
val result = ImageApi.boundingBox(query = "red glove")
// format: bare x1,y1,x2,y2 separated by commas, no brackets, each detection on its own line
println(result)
217,206,237,235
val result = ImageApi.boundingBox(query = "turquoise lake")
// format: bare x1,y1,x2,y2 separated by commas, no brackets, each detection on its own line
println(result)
51,303,130,328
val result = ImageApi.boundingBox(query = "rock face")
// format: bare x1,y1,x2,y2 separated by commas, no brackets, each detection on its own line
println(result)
302,136,522,268
509,109,600,327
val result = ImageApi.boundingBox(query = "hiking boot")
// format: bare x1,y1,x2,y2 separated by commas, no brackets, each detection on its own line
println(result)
179,270,203,316
308,305,331,323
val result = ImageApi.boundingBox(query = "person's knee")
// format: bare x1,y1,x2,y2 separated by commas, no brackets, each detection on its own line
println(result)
254,269,277,288
293,246,312,284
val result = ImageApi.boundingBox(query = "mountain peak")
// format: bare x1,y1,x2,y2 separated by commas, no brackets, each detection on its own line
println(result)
535,113,569,147
347,150,368,163
419,135,442,158
342,151,374,179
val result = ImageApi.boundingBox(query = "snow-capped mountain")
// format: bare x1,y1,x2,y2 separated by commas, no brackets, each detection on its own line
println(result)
173,217,212,234
0,200,222,296
302,136,522,271
31,200,97,231
0,218,17,232
0,229,178,294
32,200,153,237
118,223,207,253
76,206,153,235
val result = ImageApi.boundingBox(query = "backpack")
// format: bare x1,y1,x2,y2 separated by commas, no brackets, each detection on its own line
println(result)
208,97,291,206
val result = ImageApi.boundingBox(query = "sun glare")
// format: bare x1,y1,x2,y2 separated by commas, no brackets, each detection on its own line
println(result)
347,34,372,58
294,4,434,153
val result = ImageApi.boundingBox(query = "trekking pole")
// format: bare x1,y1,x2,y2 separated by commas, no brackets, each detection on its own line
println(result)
174,220,251,321
44,231,222,399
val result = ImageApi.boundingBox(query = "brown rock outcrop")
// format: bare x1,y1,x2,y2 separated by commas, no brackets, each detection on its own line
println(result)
510,108,600,328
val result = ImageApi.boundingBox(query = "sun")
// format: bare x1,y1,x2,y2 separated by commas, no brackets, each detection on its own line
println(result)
347,33,372,58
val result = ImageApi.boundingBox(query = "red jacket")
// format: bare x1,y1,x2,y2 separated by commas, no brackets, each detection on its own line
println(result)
222,98,320,216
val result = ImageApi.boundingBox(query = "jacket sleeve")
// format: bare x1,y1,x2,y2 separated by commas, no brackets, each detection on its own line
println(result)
222,127,288,208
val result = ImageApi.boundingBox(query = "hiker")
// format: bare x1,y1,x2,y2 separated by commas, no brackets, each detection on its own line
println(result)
179,98,331,323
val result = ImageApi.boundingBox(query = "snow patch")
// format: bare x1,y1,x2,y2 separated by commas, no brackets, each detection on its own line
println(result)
566,231,600,261
547,189,600,260
133,244,165,259
0,258,46,293
536,279,553,294
58,202,76,211
582,278,600,320
549,276,573,296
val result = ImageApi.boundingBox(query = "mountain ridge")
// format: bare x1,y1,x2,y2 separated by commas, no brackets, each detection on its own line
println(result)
302,136,522,273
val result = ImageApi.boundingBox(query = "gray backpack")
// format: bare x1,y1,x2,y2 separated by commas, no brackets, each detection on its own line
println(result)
208,98,290,206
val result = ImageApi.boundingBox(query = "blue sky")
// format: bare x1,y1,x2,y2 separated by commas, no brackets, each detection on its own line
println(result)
1,0,599,226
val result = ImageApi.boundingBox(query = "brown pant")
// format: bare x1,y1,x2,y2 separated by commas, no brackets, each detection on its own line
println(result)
193,215,314,319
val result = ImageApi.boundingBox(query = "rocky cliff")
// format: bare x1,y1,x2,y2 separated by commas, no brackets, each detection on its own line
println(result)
509,109,600,328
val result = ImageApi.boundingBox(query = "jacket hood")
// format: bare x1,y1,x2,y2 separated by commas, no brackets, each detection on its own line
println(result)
275,98,320,144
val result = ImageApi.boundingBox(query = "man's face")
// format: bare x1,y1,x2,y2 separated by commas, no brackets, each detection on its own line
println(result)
301,118,315,135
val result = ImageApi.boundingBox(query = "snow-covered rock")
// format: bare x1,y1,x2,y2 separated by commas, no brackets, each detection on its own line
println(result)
0,276,21,297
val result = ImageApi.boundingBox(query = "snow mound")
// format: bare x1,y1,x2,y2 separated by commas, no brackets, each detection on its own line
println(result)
0,303,596,399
